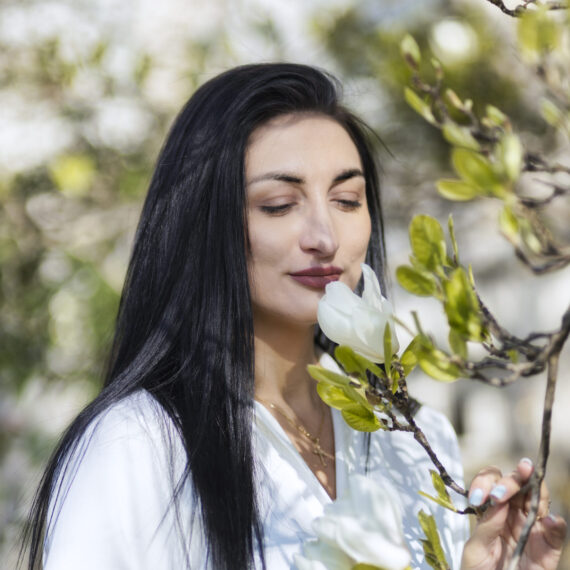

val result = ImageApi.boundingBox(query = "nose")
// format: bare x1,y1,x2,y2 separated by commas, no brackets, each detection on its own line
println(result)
299,202,339,258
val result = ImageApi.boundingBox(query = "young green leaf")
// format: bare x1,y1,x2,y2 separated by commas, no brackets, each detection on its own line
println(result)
442,122,480,151
448,329,468,360
417,511,451,570
400,336,420,376
317,382,357,410
307,365,351,387
498,133,523,182
540,98,564,127
418,470,458,512
396,266,438,296
335,345,386,380
400,34,421,68
341,404,382,432
443,268,484,342
447,215,459,264
485,105,509,128
417,345,462,382
409,215,448,272
517,7,561,60
451,149,503,195
436,179,481,202
498,204,520,243
404,87,436,124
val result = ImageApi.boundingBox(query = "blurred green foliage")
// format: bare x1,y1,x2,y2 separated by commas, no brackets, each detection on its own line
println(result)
2,0,569,567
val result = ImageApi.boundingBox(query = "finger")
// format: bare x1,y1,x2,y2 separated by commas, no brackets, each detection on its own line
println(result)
468,501,510,546
468,465,502,508
488,457,533,506
541,513,568,550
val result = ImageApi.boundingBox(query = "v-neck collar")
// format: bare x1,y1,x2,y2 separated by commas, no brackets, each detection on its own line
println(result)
253,351,358,504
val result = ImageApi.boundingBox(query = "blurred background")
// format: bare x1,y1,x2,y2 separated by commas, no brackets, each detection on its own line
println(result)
1,0,569,567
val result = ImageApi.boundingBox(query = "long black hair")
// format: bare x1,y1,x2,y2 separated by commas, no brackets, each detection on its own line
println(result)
23,63,386,570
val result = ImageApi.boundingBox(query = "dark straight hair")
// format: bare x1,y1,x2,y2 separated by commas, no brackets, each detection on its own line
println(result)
22,63,386,570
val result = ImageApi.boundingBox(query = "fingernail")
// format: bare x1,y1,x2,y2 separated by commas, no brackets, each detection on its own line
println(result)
490,484,507,501
469,488,484,507
519,457,533,467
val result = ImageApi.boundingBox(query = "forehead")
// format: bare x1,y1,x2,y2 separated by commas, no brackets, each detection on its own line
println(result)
245,114,362,176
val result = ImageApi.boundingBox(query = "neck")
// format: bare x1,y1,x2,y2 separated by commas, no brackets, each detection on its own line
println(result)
253,317,320,410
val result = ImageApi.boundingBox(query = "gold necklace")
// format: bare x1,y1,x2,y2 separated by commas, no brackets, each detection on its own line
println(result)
257,398,335,467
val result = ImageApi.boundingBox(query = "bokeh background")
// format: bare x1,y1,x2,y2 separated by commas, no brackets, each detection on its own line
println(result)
1,0,569,567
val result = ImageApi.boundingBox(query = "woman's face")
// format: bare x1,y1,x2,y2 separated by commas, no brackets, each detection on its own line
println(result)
246,113,372,329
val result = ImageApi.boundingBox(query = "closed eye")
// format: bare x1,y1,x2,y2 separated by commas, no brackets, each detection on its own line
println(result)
336,199,363,211
260,203,293,215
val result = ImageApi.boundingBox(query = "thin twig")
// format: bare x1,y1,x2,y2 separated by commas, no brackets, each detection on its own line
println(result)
514,248,570,274
507,349,562,569
485,0,569,16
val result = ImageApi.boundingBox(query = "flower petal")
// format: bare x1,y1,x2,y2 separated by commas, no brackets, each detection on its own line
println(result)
361,263,384,311
323,280,361,313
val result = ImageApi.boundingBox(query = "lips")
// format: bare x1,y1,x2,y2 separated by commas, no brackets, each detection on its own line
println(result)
289,266,342,289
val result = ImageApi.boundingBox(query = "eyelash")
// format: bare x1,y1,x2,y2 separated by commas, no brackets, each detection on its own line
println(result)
260,200,362,216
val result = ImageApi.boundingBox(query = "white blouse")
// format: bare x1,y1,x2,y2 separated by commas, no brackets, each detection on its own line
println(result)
44,353,469,569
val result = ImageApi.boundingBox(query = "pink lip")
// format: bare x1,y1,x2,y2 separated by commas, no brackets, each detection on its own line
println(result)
289,266,342,289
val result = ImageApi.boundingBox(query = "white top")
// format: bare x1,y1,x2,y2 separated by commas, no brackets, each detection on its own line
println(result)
44,353,469,569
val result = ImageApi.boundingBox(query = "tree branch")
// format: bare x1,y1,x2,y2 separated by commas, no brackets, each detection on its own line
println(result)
484,0,569,17
507,349,561,569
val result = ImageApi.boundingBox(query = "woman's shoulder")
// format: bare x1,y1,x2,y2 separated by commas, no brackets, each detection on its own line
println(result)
52,390,185,510
86,390,176,444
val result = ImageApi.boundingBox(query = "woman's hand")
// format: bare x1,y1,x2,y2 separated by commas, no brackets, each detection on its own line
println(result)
461,458,567,570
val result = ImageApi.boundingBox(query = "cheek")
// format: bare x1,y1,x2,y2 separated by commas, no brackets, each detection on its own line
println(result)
247,225,286,283
350,212,372,261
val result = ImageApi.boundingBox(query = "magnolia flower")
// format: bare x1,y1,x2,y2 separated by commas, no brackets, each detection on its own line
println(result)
294,474,411,570
317,264,399,363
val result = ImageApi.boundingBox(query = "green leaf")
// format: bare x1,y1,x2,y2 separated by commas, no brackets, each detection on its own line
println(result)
447,215,459,264
448,329,467,360
404,87,436,124
498,133,523,182
436,179,480,202
400,34,421,68
442,122,480,151
400,336,420,376
396,266,437,296
443,268,484,342
417,343,461,382
409,215,447,272
419,470,458,512
307,365,350,387
418,511,450,570
451,149,503,195
445,88,463,110
485,105,509,127
540,98,564,127
499,204,520,242
517,7,561,60
352,564,389,570
334,346,385,380
316,382,357,410
341,404,382,432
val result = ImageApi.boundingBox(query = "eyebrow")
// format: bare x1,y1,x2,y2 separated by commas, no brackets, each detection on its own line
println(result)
248,168,364,185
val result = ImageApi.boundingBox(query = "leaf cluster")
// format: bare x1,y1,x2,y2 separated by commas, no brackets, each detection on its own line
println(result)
397,214,487,381
400,27,570,274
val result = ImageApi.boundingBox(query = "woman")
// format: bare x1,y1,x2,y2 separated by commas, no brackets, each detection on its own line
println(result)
24,63,565,569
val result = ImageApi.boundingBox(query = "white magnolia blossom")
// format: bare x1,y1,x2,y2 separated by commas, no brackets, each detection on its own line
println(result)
317,264,399,363
294,474,411,570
